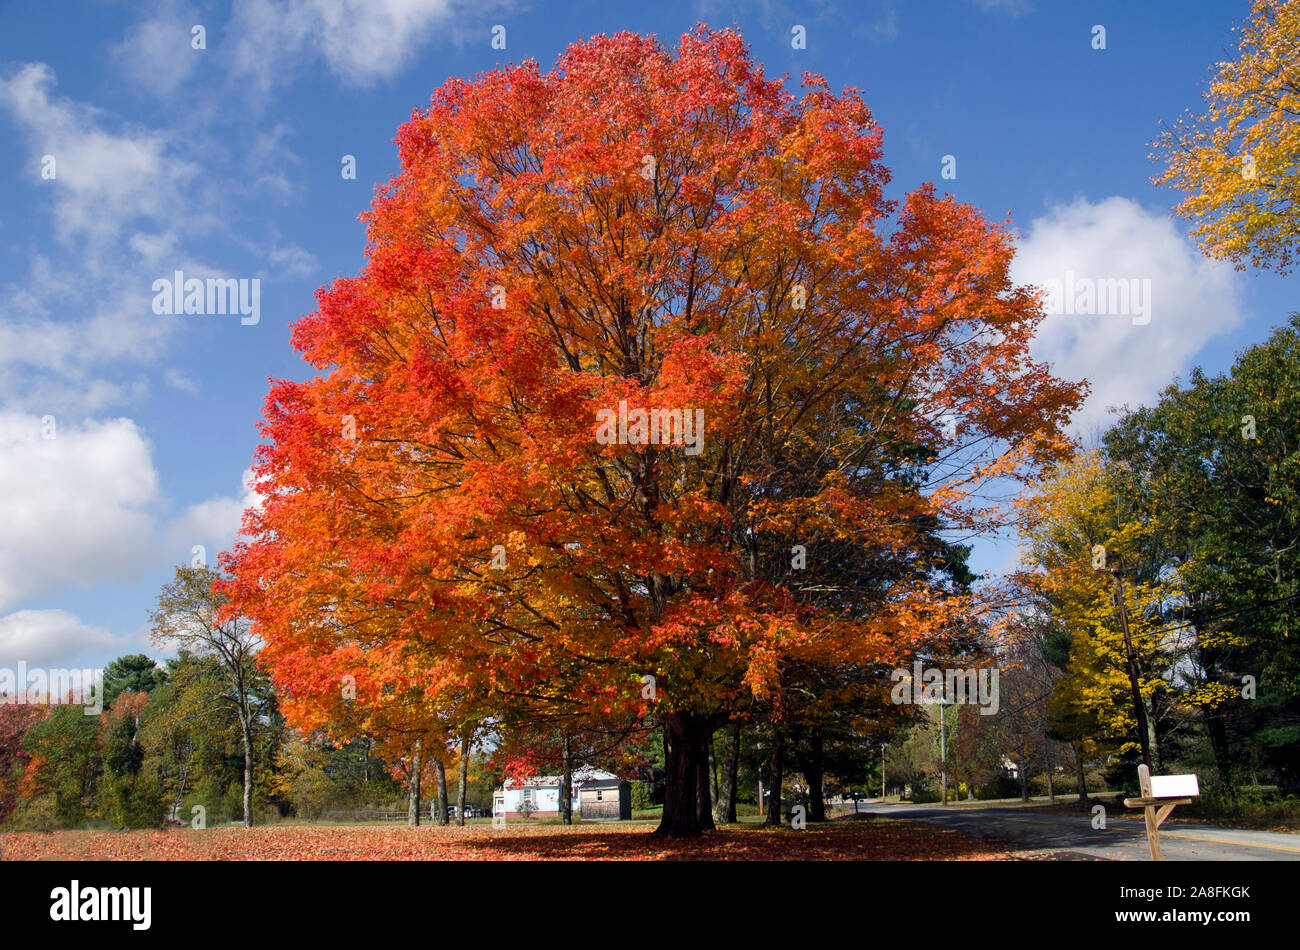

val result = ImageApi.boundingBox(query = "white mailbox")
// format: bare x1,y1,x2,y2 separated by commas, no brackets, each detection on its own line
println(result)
1148,773,1199,798
1124,764,1199,861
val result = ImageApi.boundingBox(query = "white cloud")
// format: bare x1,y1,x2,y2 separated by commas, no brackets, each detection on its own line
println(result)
973,0,1030,14
227,0,508,93
0,412,158,612
164,467,261,558
261,239,320,280
0,63,200,250
1011,196,1244,434
0,254,184,414
246,123,301,199
0,411,254,613
110,3,202,98
870,11,899,43
0,64,225,413
0,610,119,668
163,368,199,392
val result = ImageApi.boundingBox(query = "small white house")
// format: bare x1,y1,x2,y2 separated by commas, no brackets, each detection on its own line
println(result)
493,766,621,819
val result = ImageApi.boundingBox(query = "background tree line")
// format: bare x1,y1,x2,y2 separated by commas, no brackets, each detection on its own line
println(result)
878,316,1300,819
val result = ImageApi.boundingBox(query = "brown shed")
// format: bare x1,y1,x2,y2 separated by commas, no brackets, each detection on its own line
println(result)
577,778,632,820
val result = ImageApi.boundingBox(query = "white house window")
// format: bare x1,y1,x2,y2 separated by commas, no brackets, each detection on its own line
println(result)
595,790,603,801
522,788,532,802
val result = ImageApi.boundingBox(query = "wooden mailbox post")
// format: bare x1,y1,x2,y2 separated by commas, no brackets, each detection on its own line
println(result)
1123,764,1198,861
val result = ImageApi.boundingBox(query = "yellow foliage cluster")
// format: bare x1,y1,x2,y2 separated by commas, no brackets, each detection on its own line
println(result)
1153,0,1300,273
1015,451,1192,757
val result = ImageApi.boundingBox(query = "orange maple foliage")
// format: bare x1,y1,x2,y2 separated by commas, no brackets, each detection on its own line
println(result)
220,26,1082,836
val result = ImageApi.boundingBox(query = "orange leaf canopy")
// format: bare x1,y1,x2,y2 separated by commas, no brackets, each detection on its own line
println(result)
220,26,1082,741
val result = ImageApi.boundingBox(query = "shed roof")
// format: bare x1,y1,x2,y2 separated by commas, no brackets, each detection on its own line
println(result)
503,767,619,789
578,778,627,790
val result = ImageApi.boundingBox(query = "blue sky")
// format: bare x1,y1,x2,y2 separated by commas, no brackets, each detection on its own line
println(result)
0,0,1292,672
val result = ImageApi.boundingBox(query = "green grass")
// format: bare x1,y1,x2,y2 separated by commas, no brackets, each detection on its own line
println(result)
1182,789,1300,831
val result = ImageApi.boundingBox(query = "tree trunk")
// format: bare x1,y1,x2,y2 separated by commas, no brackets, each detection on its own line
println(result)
407,742,421,827
1205,708,1232,780
712,722,739,824
1145,695,1161,772
175,758,190,819
559,734,573,826
1045,740,1055,801
1075,743,1088,803
1018,747,1029,802
434,758,449,825
654,711,719,837
805,731,826,822
697,729,714,825
709,742,718,807
457,731,471,827
765,726,784,826
240,713,253,826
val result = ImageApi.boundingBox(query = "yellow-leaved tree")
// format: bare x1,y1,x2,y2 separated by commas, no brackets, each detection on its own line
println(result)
1014,451,1180,770
1153,0,1300,274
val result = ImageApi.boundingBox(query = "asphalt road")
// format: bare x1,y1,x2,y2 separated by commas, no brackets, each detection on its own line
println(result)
854,802,1300,861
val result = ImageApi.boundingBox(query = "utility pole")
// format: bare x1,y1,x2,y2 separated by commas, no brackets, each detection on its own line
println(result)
1110,560,1153,771
938,700,949,806
880,742,887,800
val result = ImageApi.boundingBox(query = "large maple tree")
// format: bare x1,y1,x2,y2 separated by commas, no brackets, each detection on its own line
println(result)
222,26,1083,836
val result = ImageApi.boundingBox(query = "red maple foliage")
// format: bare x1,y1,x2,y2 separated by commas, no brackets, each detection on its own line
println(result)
221,26,1083,836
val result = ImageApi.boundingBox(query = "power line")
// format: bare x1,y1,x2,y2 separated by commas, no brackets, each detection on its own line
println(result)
988,589,1300,723
1147,590,1300,648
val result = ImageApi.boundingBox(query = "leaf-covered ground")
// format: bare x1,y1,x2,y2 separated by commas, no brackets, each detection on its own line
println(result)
1,816,1017,860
